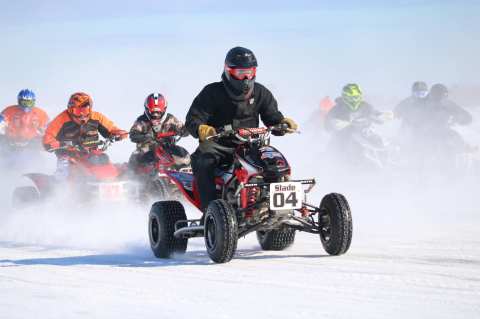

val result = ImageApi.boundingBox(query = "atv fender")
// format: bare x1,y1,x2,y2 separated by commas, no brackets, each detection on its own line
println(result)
23,173,55,197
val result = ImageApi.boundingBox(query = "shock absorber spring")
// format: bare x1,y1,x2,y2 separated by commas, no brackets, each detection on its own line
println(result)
245,187,259,219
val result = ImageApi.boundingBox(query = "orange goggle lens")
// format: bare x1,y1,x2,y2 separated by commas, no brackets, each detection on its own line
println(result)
70,105,90,117
226,66,256,80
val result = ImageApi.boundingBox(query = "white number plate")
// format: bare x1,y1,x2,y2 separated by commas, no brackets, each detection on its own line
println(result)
99,183,124,200
269,182,303,210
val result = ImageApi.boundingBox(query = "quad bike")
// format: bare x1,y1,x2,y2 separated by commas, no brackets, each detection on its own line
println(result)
326,113,399,172
148,124,353,263
12,138,140,208
132,131,192,201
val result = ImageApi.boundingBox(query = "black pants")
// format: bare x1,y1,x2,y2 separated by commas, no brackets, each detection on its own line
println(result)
191,140,234,211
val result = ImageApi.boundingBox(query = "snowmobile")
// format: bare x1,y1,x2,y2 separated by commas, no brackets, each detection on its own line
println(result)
12,138,140,208
132,131,192,201
148,124,353,263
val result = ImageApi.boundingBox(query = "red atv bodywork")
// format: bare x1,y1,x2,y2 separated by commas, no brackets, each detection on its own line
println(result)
23,146,133,202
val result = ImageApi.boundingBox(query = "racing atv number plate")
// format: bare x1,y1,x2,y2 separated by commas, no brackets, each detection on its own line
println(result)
99,183,124,201
269,182,303,210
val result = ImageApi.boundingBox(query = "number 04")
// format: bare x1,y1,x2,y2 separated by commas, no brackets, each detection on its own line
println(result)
273,191,298,208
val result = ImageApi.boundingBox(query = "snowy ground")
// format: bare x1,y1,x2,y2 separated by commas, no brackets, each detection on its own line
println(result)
1,110,479,319
1,230,479,319
1,181,479,319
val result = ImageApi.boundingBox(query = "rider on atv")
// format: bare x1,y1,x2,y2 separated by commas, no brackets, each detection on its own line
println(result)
185,46,298,212
418,84,473,167
325,83,392,168
42,92,128,180
128,93,190,173
394,81,430,130
0,89,49,152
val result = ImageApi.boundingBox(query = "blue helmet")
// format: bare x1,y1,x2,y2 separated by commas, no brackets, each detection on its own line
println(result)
17,89,36,111
0,114,5,134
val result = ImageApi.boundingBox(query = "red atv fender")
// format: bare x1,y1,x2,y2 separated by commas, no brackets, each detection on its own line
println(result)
23,173,55,196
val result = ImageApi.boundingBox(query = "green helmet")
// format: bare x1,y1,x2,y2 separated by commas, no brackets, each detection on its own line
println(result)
342,83,363,111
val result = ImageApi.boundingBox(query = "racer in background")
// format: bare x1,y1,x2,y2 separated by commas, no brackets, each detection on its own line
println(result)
128,92,190,173
0,89,49,151
42,92,127,180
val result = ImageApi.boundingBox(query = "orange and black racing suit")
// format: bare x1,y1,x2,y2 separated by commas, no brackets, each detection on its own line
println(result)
43,110,123,180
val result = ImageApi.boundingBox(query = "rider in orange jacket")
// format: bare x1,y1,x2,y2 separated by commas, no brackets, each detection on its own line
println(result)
43,92,127,179
0,89,49,150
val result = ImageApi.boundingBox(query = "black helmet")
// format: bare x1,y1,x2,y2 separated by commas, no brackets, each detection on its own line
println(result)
225,47,258,68
223,47,258,96
411,81,428,99
429,83,448,102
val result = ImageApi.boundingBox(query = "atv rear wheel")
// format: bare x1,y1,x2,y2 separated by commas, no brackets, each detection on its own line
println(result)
149,200,188,258
319,193,352,255
256,227,296,250
12,186,40,209
204,199,238,263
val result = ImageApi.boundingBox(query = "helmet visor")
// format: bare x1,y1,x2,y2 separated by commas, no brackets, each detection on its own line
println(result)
71,105,90,117
226,66,257,80
413,90,428,99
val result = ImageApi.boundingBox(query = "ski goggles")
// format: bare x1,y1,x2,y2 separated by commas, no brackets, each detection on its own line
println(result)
19,99,35,108
225,66,257,80
413,90,428,99
70,104,91,117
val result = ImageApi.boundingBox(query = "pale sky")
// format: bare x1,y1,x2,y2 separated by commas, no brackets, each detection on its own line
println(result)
1,0,479,125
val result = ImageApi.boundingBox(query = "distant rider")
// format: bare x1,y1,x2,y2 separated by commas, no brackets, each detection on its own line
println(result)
394,81,429,130
42,92,127,179
422,83,473,153
128,93,190,172
0,89,49,151
325,83,391,162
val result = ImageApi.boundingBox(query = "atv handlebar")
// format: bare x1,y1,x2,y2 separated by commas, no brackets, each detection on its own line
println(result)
206,123,293,143
155,131,183,143
48,137,117,153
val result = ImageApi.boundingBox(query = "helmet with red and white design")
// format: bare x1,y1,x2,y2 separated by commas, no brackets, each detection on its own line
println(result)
144,93,167,120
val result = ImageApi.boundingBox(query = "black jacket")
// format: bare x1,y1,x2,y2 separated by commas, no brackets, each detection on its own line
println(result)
325,97,382,132
425,99,472,129
185,79,284,138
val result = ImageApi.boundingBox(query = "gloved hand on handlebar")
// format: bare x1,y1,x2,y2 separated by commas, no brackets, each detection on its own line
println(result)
198,124,216,142
45,140,77,152
46,140,61,151
280,117,298,133
110,129,129,141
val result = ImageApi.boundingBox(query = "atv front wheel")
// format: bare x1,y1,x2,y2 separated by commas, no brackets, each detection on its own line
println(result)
149,200,188,258
256,227,296,250
319,193,352,255
148,178,170,200
12,186,40,209
204,199,238,263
